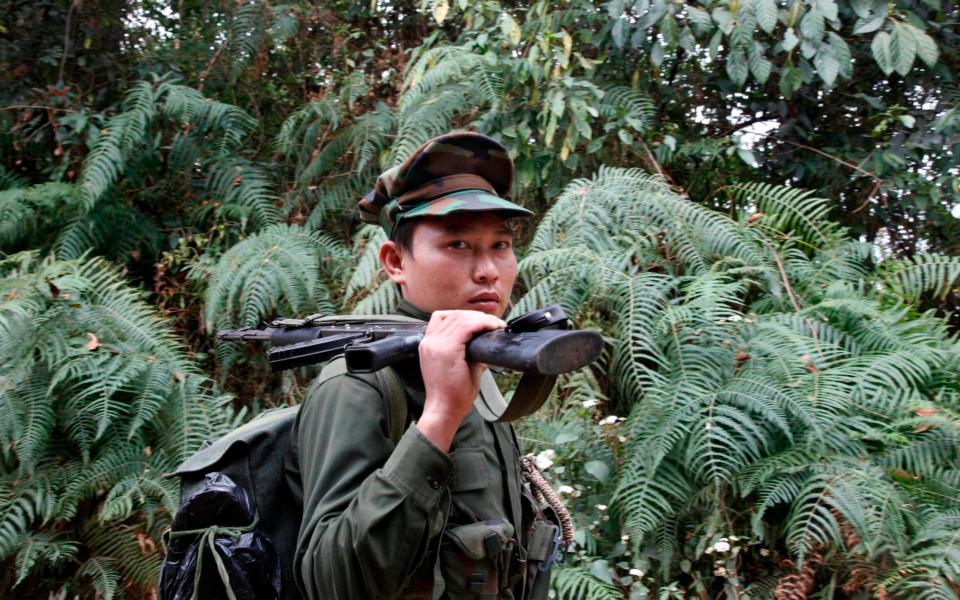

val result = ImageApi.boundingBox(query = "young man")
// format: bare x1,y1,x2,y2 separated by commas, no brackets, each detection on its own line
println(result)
285,132,553,599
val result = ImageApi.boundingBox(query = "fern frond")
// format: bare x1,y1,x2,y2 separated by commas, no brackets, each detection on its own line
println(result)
883,254,960,301
159,82,258,154
202,158,282,230
53,197,159,264
276,97,341,166
80,518,162,591
0,182,79,250
597,84,655,131
204,224,347,332
391,89,472,166
267,3,301,49
345,224,389,302
731,182,841,249
227,0,268,79
14,532,79,586
75,556,121,600
79,81,158,209
551,563,624,600
0,164,29,190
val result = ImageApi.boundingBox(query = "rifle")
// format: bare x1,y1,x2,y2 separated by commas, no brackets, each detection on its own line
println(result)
217,305,603,421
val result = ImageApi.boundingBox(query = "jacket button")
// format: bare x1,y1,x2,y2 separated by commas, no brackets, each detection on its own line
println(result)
429,478,442,490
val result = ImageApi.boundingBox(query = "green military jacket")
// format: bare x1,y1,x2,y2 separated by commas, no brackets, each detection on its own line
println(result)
285,300,540,600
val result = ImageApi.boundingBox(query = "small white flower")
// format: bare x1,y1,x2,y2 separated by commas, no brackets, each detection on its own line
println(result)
620,534,630,542
595,504,608,511
713,540,731,553
534,450,555,470
628,568,644,577
557,485,575,495
759,548,770,557
727,315,743,322
599,415,619,426
581,399,601,408
618,435,627,443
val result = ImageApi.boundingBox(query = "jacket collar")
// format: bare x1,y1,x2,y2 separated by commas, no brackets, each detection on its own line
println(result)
395,298,431,322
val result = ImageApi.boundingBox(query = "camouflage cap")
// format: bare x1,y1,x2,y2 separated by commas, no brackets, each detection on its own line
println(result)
358,131,533,234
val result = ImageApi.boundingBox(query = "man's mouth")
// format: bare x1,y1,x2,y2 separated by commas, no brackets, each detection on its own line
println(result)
468,292,502,312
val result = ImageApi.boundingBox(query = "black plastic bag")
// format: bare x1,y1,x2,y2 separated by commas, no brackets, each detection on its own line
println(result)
159,472,281,600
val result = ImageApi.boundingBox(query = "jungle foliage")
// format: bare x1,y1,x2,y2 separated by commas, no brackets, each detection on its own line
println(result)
1,0,959,597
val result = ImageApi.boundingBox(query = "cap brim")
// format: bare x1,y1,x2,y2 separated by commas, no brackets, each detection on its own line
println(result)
396,190,533,222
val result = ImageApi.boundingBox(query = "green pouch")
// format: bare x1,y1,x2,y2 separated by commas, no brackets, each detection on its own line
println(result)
446,520,514,560
439,520,515,599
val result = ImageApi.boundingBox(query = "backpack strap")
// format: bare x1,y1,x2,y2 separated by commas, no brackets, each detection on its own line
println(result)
375,365,408,445
315,356,408,445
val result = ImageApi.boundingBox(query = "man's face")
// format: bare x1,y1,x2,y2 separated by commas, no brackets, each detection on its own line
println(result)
381,212,518,317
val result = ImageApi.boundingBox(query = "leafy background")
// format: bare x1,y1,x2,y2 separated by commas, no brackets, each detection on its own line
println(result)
1,0,958,597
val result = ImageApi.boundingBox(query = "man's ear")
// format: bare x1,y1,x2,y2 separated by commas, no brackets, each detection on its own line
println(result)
379,240,406,286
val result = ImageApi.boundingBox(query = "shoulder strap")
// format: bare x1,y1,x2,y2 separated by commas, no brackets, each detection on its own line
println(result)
315,356,408,445
375,366,408,445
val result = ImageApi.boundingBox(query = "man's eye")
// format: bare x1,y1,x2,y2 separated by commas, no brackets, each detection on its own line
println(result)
494,240,513,250
448,240,469,249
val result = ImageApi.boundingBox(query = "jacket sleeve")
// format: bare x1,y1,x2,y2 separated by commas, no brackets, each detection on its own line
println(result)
292,373,453,600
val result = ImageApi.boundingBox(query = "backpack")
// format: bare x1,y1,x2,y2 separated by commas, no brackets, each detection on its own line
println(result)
158,356,410,600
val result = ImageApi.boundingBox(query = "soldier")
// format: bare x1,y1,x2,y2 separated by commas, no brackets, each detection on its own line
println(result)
285,132,556,599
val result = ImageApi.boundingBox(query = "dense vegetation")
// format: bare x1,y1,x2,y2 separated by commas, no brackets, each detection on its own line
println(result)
1,0,958,597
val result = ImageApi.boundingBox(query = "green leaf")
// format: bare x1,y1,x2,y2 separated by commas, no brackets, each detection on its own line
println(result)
827,32,853,78
756,0,778,34
555,432,579,444
853,13,885,34
906,24,939,67
432,0,449,24
608,0,625,18
550,91,566,118
712,8,735,35
650,40,665,67
708,29,724,59
502,13,522,46
779,59,803,98
749,44,773,84
612,18,626,48
814,48,840,87
590,559,615,584
799,5,825,42
871,31,894,75
736,148,757,166
686,5,713,32
726,49,749,87
891,22,917,76
783,28,799,51
850,0,873,18
585,460,611,483
818,0,839,21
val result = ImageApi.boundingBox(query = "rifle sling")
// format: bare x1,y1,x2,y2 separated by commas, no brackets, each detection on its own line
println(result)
475,371,557,422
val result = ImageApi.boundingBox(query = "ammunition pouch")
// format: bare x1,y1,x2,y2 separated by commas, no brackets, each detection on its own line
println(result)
438,520,515,599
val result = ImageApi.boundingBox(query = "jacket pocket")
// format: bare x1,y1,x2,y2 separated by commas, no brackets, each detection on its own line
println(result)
439,520,515,600
451,448,491,493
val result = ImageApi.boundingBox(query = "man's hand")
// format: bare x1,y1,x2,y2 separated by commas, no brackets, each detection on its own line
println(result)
415,310,506,452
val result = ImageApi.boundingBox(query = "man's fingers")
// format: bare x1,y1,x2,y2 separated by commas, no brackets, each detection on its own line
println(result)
426,310,506,339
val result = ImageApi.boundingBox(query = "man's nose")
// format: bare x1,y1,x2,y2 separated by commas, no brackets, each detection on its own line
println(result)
473,251,499,282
